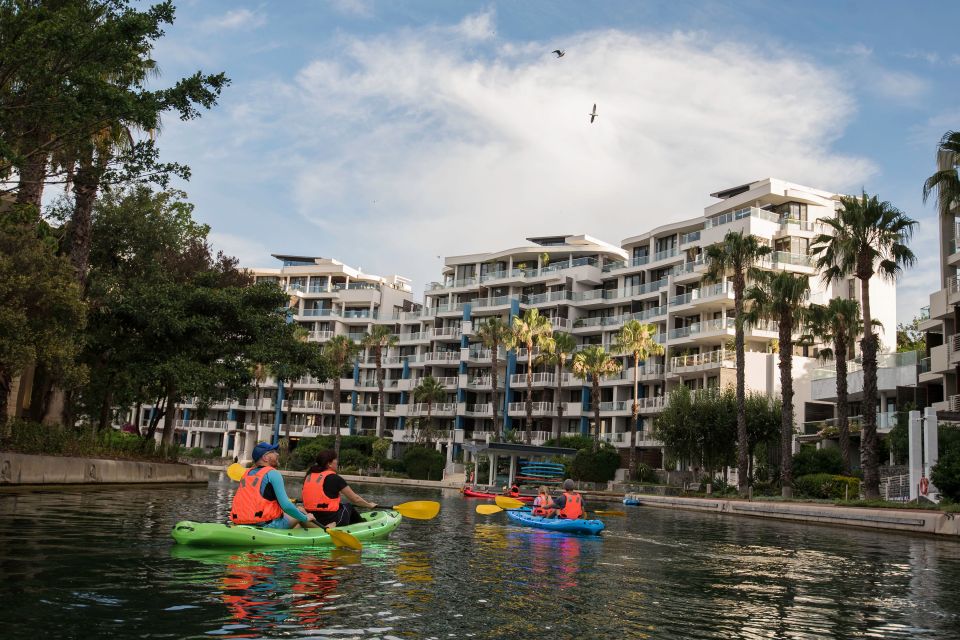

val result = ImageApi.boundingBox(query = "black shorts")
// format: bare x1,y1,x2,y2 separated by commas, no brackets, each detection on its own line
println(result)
309,504,363,527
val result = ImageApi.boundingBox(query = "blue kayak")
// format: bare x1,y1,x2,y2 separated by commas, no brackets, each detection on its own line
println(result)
623,497,641,506
506,509,605,535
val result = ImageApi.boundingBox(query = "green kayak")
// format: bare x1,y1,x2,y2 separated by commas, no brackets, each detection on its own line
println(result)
171,510,402,548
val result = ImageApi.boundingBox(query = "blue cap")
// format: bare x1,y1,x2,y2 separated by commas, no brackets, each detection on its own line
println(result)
252,442,279,461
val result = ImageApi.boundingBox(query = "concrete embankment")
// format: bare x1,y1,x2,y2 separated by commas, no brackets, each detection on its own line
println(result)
624,493,960,538
0,452,209,485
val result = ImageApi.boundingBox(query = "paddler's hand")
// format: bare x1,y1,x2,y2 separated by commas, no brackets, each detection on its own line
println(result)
368,502,378,509
304,513,316,523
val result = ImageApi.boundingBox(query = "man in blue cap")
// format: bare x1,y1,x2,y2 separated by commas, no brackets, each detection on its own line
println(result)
230,442,316,529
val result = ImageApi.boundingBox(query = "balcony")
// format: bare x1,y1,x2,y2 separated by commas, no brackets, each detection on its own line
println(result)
811,351,920,401
602,254,650,273
509,372,561,387
307,330,335,341
507,402,556,417
398,331,431,343
472,295,515,309
671,349,734,373
289,399,336,411
679,230,701,245
465,403,493,416
762,251,815,269
419,351,462,365
524,291,571,305
651,246,680,262
333,282,381,292
465,376,493,390
407,402,457,416
432,326,463,340
668,282,732,307
300,308,338,317
354,403,397,415
705,206,780,229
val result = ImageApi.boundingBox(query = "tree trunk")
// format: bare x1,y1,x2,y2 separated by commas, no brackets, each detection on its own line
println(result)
134,401,142,436
253,381,262,434
491,346,500,440
425,403,433,447
160,382,177,447
525,350,533,444
376,351,385,437
68,156,103,287
779,315,794,499
14,138,47,210
334,377,342,457
835,331,852,475
629,351,640,480
592,378,601,453
40,387,65,427
734,274,749,496
284,380,294,452
553,361,563,441
0,367,12,433
97,390,112,433
146,394,164,440
859,275,880,499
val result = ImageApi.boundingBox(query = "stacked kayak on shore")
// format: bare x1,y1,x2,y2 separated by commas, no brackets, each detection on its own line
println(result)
623,497,641,506
171,510,402,548
506,509,605,536
462,487,534,503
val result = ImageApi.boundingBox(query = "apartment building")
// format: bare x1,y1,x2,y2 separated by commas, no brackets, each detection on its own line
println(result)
147,178,898,468
916,210,960,413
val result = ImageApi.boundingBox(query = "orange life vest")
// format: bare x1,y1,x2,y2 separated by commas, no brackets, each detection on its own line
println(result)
230,466,284,525
558,491,583,519
302,469,341,512
532,495,553,516
508,486,520,497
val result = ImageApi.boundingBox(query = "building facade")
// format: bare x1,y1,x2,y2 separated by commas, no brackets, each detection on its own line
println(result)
146,178,898,468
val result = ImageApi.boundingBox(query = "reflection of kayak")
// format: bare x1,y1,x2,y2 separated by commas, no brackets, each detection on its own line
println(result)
462,487,534,502
171,510,402,547
506,509,605,535
623,497,640,506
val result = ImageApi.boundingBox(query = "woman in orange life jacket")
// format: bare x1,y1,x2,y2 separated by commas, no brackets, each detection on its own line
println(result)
302,449,378,528
547,479,585,519
230,442,317,529
507,483,521,498
531,485,555,517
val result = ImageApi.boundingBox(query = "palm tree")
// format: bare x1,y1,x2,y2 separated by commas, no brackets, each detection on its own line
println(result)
571,345,622,452
536,331,577,441
475,317,510,440
613,320,664,480
323,335,359,456
922,130,960,219
746,271,810,498
805,298,866,475
251,362,267,435
703,230,771,496
413,375,446,447
362,324,398,438
506,308,554,444
811,192,917,499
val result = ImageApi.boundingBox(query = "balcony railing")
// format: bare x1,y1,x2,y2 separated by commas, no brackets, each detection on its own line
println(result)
705,206,781,228
811,350,920,380
671,349,734,371
465,403,493,415
602,254,650,272
680,230,701,245
652,247,679,262
301,308,337,317
668,282,732,307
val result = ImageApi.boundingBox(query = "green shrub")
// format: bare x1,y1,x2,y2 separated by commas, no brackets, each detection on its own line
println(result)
794,473,861,499
381,470,409,479
382,458,406,473
372,437,390,468
792,447,843,477
544,434,594,451
288,436,377,471
338,448,371,470
931,449,960,502
402,446,445,480
570,446,620,483
634,463,657,483
0,420,180,462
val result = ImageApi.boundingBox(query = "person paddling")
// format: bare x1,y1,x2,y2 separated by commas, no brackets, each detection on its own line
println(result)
302,450,378,528
230,442,316,529
548,479,585,519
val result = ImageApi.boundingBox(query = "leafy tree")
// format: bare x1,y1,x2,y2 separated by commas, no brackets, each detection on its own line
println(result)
322,335,359,456
413,375,446,447
475,316,510,439
746,270,809,497
536,331,576,441
571,345,622,452
804,298,867,474
0,211,86,427
362,324,398,437
653,386,737,480
896,316,926,354
506,308,553,444
811,192,917,499
745,392,782,482
703,230,771,496
613,320,664,479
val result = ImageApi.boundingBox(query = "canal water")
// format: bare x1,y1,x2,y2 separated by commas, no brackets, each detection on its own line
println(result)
2,473,960,639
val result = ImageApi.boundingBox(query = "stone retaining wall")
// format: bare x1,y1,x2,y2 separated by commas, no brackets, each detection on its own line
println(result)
624,493,960,537
0,452,209,485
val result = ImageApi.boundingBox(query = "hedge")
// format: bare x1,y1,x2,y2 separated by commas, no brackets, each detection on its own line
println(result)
402,446,445,480
792,447,843,476
794,473,861,499
570,446,620,483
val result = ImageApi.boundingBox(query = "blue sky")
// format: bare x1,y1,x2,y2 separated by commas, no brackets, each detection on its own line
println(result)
152,0,960,324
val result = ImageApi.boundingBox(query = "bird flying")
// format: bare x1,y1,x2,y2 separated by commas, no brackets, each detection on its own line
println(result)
589,104,598,123
552,49,565,58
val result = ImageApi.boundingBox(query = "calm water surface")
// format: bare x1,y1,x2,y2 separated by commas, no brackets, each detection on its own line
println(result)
2,473,960,639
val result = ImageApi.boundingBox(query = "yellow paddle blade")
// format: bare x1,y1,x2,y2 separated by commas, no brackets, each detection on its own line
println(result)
226,463,246,482
392,501,440,520
593,510,626,517
476,504,504,515
495,496,525,510
326,527,363,550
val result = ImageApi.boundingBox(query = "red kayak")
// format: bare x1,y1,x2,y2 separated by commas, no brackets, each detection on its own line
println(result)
461,487,534,502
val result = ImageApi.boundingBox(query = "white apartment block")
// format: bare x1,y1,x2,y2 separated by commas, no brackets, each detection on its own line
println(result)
147,178,898,468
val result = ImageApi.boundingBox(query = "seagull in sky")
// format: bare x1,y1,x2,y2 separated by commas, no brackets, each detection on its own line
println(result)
552,49,565,58
588,103,598,123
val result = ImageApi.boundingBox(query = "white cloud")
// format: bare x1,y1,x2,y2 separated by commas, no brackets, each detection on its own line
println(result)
156,16,881,294
328,0,373,18
199,9,266,32
455,10,496,41
902,50,941,65
209,231,272,267
871,68,929,102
